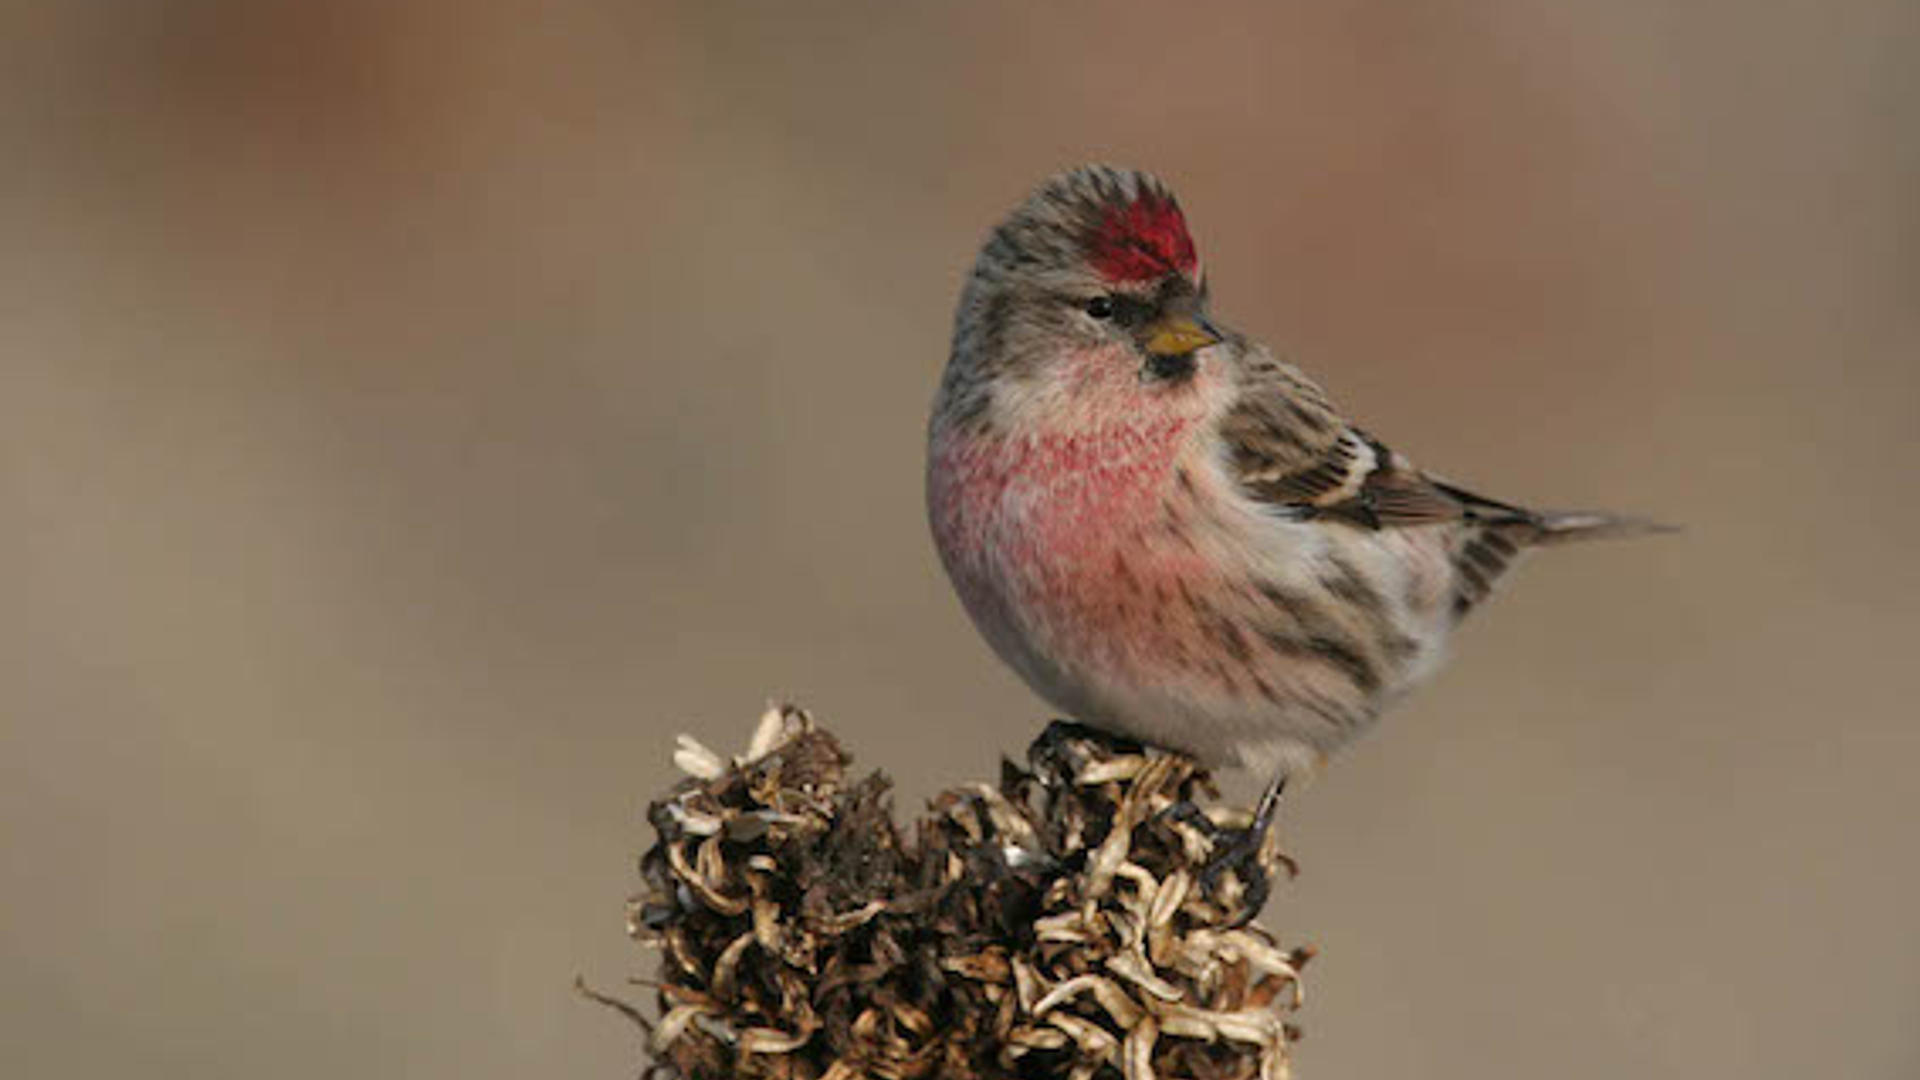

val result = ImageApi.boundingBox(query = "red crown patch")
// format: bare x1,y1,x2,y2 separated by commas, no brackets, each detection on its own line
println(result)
1087,192,1198,283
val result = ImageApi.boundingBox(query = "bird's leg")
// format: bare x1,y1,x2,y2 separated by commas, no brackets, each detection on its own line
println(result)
1173,775,1292,927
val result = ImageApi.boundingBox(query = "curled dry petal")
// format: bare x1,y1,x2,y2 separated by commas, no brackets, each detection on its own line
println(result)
1012,958,1046,1014
941,951,1012,984
812,899,886,935
1153,1001,1281,1047
1075,756,1147,786
1034,911,1091,944
1008,1025,1072,1054
665,842,748,917
665,802,724,837
1148,870,1190,930
1114,862,1161,919
1106,948,1185,1003
709,932,756,1001
737,1026,813,1055
1122,1014,1159,1080
1048,1011,1119,1060
1032,974,1143,1030
673,734,727,781
742,703,791,764
651,1003,716,1053
1084,818,1135,902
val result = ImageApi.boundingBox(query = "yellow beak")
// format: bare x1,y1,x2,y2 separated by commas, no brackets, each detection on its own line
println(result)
1144,314,1223,358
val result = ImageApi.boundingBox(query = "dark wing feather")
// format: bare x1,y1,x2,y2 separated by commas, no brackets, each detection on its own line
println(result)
1221,353,1540,531
1226,385,1448,527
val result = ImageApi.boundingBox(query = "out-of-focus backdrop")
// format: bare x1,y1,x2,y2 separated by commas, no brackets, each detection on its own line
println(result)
3,2,1915,1077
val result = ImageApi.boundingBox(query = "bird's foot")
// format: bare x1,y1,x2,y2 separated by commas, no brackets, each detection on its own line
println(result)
1027,719,1147,786
1162,776,1294,927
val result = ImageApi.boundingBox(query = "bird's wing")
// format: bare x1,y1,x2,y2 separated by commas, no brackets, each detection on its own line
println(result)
1219,349,1667,615
1220,355,1530,530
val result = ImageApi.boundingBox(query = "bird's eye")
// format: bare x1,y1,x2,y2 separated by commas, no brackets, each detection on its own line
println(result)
1084,296,1115,320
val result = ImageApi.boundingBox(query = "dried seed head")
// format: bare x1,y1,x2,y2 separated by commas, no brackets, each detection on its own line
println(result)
603,708,1307,1080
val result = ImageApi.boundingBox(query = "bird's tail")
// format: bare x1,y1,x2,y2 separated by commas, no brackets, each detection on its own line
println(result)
1432,481,1676,547
1450,510,1672,617
1525,511,1679,546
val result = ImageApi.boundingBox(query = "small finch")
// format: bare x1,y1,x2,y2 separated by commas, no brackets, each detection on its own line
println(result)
927,165,1665,788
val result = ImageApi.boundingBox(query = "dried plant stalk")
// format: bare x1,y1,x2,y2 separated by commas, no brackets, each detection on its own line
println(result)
607,705,1311,1080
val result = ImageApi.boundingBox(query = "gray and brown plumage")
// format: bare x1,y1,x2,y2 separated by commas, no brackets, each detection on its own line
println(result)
927,166,1666,782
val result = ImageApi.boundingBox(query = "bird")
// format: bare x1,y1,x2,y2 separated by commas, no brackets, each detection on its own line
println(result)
926,165,1666,795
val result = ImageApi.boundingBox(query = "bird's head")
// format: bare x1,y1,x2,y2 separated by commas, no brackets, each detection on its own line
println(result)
942,166,1233,436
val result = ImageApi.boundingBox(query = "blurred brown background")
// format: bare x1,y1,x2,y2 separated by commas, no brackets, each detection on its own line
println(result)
2,2,1915,1077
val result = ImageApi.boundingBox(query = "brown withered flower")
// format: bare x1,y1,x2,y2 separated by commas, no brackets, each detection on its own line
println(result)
597,705,1311,1080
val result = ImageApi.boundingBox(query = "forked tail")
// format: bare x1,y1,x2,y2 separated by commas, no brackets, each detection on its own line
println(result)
1527,511,1679,546
1451,509,1674,617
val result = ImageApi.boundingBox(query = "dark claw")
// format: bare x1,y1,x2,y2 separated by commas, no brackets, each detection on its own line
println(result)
1171,776,1291,928
1158,798,1221,838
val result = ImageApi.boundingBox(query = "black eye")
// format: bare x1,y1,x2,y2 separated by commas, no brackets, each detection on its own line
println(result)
1084,295,1115,320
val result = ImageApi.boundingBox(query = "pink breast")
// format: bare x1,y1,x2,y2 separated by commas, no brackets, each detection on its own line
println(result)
931,418,1209,677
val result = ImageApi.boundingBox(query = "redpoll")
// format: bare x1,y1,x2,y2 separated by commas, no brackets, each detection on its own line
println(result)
927,165,1665,784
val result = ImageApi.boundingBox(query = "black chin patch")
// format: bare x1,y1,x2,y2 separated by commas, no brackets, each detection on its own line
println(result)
1145,351,1198,383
